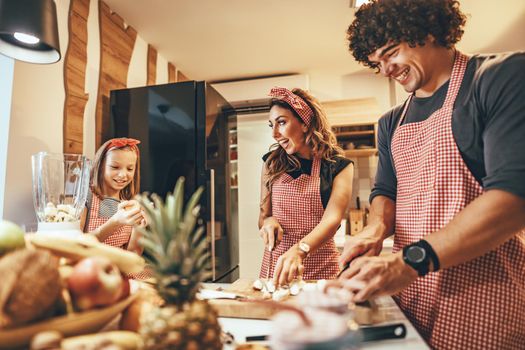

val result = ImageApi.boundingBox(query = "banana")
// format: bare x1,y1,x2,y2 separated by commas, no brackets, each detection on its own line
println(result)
61,331,143,349
30,235,145,274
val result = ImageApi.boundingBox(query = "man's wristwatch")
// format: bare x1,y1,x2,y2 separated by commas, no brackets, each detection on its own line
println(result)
402,240,440,277
298,241,311,258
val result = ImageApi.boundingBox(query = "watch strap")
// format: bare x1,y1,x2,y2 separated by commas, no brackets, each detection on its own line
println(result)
418,239,440,272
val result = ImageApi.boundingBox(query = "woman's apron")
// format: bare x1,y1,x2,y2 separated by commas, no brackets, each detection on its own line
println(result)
260,158,340,280
87,193,151,280
391,51,525,349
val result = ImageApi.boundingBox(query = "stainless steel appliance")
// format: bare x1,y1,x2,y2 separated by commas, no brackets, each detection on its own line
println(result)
108,81,239,282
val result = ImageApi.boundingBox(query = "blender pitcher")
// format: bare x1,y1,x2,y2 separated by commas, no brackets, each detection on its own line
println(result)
32,152,91,237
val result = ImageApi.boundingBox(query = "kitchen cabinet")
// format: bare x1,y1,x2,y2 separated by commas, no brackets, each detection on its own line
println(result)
333,123,378,157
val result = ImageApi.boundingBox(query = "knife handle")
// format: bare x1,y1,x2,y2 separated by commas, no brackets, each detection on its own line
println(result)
360,323,407,342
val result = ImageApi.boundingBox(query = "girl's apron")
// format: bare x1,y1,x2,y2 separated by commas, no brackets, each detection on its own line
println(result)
260,158,340,280
87,192,151,280
391,51,525,349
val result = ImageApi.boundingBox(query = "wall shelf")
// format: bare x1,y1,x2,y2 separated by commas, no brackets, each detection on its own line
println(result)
333,123,378,158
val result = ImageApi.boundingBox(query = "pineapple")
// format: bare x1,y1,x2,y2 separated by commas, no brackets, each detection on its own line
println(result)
135,178,222,350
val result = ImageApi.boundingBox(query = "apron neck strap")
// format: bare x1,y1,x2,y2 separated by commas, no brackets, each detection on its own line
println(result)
311,157,321,177
396,50,469,127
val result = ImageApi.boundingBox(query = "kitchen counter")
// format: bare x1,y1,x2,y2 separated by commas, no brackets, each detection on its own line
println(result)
204,283,429,349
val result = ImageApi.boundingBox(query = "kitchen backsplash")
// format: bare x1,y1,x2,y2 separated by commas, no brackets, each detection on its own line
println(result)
348,155,378,209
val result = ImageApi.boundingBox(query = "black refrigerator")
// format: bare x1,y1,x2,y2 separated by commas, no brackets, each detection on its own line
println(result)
108,81,239,282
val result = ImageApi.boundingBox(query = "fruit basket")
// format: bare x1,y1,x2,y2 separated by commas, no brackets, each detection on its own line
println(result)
0,293,136,349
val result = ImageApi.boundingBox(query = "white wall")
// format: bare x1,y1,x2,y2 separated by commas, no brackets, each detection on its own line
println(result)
237,113,274,278
156,54,168,84
0,55,14,219
3,0,70,227
83,0,100,159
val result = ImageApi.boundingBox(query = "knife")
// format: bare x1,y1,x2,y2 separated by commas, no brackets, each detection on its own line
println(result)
198,289,250,301
245,323,407,343
360,323,407,342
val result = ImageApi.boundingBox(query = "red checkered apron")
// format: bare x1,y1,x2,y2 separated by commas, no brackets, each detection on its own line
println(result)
87,192,151,280
87,193,131,248
260,157,340,280
391,51,525,349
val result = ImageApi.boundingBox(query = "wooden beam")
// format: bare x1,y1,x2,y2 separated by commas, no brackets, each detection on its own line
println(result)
63,0,90,154
168,62,176,83
95,0,137,148
147,45,157,85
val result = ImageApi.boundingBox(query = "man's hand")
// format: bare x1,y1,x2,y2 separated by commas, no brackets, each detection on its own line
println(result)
339,223,385,269
259,216,283,250
272,245,305,287
338,252,417,302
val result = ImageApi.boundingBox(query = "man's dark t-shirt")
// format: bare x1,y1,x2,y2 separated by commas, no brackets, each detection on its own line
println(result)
370,52,525,203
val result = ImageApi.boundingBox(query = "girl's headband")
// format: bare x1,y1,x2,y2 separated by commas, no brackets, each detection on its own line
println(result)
107,138,141,152
268,87,314,126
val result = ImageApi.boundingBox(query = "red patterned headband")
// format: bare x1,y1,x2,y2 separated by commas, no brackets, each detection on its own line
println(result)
268,87,313,126
107,138,141,152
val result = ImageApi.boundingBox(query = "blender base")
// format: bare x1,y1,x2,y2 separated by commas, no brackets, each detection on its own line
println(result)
37,221,84,238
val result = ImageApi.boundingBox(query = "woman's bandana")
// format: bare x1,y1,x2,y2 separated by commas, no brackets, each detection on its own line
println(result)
107,138,141,152
268,87,314,126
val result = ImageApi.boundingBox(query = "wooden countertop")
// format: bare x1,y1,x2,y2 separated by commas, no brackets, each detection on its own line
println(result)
203,281,429,349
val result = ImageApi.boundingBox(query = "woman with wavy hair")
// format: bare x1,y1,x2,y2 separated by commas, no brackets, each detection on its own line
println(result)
259,87,354,286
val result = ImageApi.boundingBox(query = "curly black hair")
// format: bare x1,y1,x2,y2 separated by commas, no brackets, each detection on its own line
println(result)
347,0,467,69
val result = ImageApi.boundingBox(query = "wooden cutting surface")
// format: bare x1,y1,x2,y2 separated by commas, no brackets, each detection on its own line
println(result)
208,278,385,325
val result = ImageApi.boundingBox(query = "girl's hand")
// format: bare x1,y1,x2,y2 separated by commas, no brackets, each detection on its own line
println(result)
111,200,143,226
272,245,305,288
259,216,283,250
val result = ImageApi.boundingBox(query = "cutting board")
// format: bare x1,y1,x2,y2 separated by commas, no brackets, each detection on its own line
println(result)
208,278,385,325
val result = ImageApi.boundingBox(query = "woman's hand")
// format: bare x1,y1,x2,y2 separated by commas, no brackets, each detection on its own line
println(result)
336,252,417,302
339,223,385,270
259,216,283,251
272,245,305,288
111,200,144,226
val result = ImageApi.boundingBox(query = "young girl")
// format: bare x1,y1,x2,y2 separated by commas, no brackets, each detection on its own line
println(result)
80,137,145,256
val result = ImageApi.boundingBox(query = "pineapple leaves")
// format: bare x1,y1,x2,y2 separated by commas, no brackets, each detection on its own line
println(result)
135,177,212,303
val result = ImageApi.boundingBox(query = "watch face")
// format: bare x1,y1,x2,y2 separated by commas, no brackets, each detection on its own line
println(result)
406,246,426,263
299,242,310,253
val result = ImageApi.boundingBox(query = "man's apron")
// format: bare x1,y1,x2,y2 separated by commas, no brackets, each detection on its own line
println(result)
391,51,525,349
260,158,340,280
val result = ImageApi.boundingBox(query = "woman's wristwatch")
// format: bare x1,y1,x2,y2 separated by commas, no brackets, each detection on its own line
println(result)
402,239,440,276
298,241,311,258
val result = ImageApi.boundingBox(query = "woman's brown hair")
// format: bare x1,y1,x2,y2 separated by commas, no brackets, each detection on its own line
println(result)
90,139,141,200
264,88,344,194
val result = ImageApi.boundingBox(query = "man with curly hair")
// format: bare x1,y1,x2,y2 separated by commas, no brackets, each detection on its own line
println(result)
337,0,525,348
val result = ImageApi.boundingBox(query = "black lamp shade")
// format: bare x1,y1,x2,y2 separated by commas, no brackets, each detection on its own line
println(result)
0,0,61,64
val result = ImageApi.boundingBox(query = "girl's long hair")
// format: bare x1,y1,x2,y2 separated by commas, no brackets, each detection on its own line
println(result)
90,140,141,200
264,88,344,194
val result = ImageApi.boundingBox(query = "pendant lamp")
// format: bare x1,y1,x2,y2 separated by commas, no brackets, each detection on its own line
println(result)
0,0,61,64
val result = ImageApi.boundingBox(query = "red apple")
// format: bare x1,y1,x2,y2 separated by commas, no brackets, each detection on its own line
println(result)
67,257,123,311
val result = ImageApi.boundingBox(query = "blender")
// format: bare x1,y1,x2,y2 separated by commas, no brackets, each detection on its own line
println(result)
31,152,91,237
